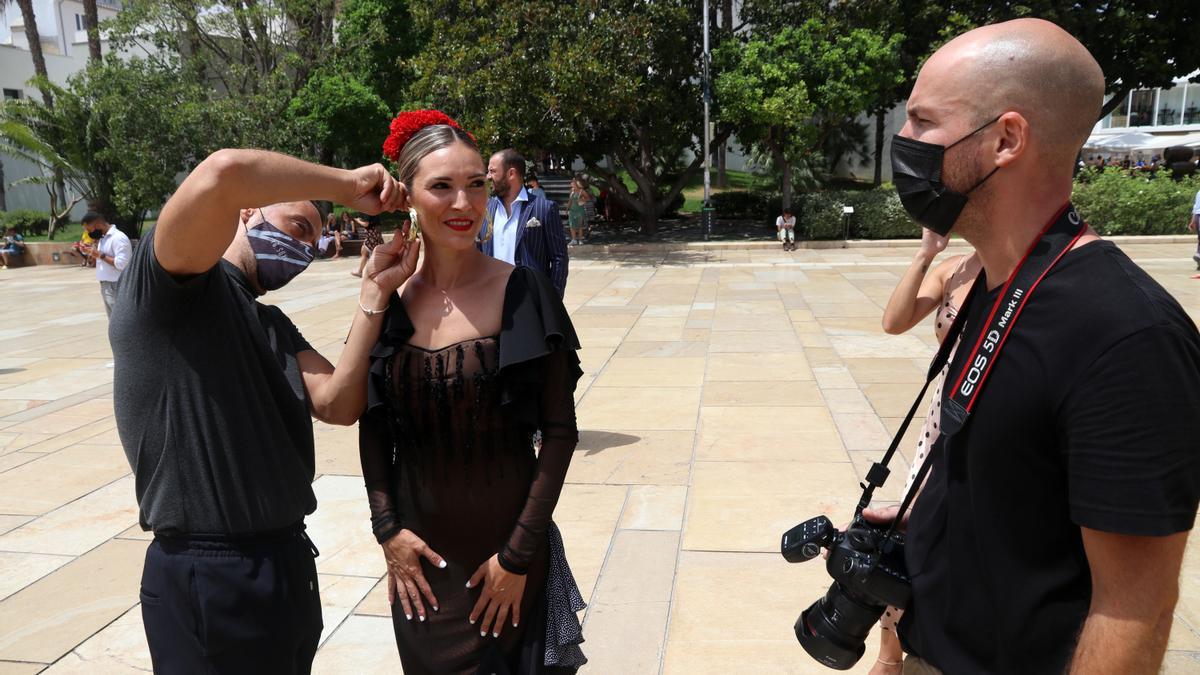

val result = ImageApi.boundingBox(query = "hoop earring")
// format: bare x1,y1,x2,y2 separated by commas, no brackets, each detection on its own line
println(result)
477,211,493,244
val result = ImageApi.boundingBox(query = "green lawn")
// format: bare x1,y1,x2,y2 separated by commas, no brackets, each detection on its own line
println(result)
21,222,85,242
680,168,773,213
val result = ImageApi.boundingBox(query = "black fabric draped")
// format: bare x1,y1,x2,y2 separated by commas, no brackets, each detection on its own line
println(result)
358,267,583,675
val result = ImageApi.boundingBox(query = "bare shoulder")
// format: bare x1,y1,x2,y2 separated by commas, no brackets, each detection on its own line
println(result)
481,254,516,285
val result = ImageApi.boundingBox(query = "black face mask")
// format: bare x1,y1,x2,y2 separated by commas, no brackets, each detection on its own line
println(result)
245,212,314,292
89,228,105,239
890,115,1001,236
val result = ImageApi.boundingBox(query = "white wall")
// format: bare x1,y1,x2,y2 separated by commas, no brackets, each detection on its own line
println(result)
834,104,906,184
0,43,95,218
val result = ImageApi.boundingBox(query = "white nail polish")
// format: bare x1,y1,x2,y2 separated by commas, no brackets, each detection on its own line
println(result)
469,618,475,625
439,560,447,569
492,631,499,638
480,631,486,637
419,615,426,622
405,614,412,621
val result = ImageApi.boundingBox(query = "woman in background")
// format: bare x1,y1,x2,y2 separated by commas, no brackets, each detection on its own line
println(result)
870,228,980,675
566,177,591,246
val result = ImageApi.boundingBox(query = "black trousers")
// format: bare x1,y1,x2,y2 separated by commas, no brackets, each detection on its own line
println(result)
140,526,323,674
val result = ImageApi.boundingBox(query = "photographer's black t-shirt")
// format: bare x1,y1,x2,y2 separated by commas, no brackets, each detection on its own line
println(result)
899,240,1200,673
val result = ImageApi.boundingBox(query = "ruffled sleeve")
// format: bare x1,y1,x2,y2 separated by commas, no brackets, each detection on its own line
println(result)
359,294,415,545
495,267,583,574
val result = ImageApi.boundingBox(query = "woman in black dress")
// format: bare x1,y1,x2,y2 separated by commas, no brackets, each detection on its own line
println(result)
358,112,586,674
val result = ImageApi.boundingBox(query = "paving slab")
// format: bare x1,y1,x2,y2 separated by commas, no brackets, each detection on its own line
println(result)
0,243,1196,672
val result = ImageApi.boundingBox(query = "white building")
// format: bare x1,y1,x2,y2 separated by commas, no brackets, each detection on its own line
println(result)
1085,72,1200,156
1,0,121,60
0,0,121,215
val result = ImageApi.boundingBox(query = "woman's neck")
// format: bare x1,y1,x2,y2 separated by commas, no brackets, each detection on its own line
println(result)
417,242,483,290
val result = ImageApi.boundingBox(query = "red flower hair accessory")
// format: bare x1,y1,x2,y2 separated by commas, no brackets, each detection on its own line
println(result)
382,109,474,162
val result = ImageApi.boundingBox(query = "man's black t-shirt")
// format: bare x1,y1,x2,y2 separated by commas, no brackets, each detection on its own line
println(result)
109,227,317,536
899,240,1200,673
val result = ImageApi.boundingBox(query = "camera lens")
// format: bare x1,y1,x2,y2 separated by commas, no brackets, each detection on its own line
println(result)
794,582,884,670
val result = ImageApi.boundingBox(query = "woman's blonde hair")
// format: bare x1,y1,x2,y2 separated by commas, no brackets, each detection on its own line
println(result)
395,124,480,188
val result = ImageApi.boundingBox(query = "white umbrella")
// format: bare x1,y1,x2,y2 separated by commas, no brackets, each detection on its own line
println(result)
1134,132,1200,151
1086,131,1160,150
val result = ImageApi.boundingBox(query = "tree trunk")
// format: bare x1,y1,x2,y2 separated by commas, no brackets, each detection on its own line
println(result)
84,0,101,62
15,0,52,107
873,108,885,186
637,206,657,236
717,0,732,188
16,0,69,214
0,159,7,211
781,159,793,212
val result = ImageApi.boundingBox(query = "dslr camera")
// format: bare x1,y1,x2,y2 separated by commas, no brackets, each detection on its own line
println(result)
780,512,909,670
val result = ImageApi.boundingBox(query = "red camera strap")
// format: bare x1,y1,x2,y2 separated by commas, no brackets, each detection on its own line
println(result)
939,204,1087,437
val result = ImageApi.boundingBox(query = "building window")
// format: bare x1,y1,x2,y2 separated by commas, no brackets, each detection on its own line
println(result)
1108,92,1130,128
1158,85,1185,126
1129,89,1156,127
75,13,83,30
3,89,22,101
1185,84,1200,125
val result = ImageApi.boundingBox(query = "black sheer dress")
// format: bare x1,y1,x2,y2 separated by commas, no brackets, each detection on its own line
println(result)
359,267,586,675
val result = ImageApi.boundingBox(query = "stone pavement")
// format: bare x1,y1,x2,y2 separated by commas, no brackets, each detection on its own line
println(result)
0,241,1198,674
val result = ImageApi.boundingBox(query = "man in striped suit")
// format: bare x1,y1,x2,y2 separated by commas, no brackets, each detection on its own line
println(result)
483,149,569,297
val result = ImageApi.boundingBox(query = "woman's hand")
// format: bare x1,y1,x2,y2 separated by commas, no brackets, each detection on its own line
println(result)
869,624,905,675
467,555,527,639
868,658,904,675
365,226,420,297
381,529,446,622
862,504,910,532
918,226,949,260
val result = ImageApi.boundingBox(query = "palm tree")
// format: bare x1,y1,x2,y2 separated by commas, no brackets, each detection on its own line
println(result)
13,0,71,235
14,0,52,107
83,0,101,62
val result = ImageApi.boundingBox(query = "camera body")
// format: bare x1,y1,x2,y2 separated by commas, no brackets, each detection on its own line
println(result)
780,514,909,670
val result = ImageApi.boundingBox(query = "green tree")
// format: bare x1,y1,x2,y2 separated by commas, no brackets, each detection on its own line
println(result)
335,0,423,112
107,0,338,154
948,1,1200,120
715,20,903,208
287,69,392,167
410,0,730,234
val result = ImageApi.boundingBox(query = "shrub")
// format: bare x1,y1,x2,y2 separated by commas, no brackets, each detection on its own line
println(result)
707,169,1200,240
1,209,51,235
796,187,918,240
1072,168,1200,236
711,190,773,218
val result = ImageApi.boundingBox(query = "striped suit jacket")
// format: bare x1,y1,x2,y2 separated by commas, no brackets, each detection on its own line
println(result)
482,192,569,297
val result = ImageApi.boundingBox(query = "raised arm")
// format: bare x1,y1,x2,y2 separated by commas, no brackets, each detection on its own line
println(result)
155,149,397,275
299,227,420,425
881,228,957,335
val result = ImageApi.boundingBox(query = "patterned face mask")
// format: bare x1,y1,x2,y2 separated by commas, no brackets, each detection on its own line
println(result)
245,211,314,292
